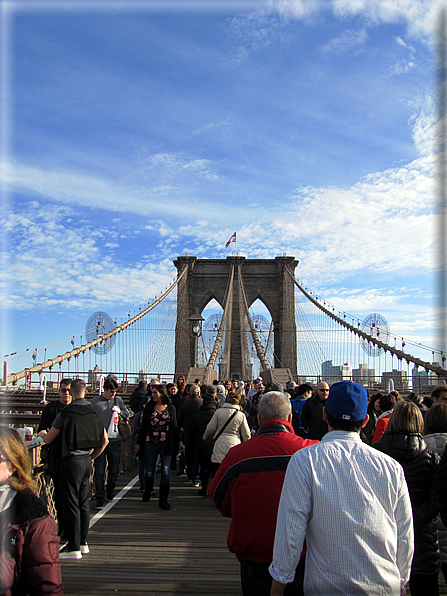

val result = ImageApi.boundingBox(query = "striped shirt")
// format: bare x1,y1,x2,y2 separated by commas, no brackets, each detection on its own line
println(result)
269,431,414,595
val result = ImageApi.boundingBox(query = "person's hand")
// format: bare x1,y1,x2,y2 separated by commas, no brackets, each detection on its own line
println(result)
270,580,286,596
37,430,46,438
134,444,140,454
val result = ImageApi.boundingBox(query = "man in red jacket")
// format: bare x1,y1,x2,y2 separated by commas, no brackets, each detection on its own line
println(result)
208,391,318,596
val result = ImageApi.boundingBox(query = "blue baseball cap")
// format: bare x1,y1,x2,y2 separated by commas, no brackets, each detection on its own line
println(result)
325,380,368,422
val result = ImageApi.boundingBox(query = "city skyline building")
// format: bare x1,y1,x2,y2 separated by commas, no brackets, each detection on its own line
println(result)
321,360,352,384
352,363,376,386
382,369,409,392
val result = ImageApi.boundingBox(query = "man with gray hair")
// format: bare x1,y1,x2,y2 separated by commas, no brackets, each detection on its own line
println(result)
209,391,318,596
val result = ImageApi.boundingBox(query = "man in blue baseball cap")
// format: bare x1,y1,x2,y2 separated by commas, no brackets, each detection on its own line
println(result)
269,380,414,596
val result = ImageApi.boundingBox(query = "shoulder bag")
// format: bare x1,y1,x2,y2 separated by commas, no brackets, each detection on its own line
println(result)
115,395,132,441
204,408,238,463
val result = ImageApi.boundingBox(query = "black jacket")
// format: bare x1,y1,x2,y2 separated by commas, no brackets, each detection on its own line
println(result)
129,387,148,413
374,432,440,575
300,396,328,440
178,396,203,436
37,400,64,433
436,443,447,527
188,398,217,451
37,400,65,474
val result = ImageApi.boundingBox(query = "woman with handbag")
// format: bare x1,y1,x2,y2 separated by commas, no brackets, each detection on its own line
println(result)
135,385,178,510
203,392,250,474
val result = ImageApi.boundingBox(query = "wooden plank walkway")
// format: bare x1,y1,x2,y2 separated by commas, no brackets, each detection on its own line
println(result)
60,463,242,595
59,461,447,596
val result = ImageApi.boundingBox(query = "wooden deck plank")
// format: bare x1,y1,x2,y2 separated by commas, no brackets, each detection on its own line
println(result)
60,464,242,595
59,461,447,596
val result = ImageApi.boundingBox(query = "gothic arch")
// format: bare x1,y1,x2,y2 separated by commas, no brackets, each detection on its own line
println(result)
174,255,298,379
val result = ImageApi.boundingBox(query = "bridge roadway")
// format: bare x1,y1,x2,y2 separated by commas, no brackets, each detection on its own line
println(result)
58,460,447,596
60,461,241,595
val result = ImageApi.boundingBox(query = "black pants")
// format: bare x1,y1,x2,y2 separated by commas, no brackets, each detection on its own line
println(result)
240,557,305,596
60,454,91,551
409,572,439,596
196,447,212,491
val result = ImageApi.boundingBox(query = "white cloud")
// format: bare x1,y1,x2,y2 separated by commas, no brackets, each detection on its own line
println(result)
185,99,437,281
134,151,221,180
2,96,440,321
267,0,321,19
1,158,222,218
270,0,444,40
389,59,416,75
321,28,368,55
191,118,237,137
223,11,290,66
1,203,176,311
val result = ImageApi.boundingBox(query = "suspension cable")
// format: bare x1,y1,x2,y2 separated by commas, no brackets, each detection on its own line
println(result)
238,265,270,371
6,265,189,386
202,263,235,383
286,267,447,378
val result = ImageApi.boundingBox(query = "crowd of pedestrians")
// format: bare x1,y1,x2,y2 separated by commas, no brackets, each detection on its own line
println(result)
3,373,447,595
126,374,447,594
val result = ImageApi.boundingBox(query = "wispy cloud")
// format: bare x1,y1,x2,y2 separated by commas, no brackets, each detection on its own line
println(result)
2,97,438,304
2,158,223,218
388,35,417,75
223,11,290,66
140,152,220,180
321,28,368,55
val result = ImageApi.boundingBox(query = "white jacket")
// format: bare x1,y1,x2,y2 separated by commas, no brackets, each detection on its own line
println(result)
203,403,251,463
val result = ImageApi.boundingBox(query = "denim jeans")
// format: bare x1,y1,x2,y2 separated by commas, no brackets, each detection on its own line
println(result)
145,441,171,487
138,454,146,489
94,439,121,500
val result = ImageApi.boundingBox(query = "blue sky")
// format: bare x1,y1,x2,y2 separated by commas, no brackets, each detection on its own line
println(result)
0,0,445,377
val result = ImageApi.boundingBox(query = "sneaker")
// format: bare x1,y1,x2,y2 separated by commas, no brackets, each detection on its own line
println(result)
59,540,69,552
59,545,82,560
95,501,105,510
106,491,114,501
192,482,200,488
80,543,90,555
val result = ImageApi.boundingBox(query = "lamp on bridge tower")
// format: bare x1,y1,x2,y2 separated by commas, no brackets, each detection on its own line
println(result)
188,308,205,368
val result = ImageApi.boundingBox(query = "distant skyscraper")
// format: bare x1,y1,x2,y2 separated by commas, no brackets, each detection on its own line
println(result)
321,360,334,382
382,369,408,392
411,364,439,391
321,360,352,383
353,363,376,387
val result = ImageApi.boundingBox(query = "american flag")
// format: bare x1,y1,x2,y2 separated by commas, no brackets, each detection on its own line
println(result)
225,232,236,248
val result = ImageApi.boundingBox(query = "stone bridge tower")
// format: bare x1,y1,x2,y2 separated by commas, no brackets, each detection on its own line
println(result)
173,255,298,380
